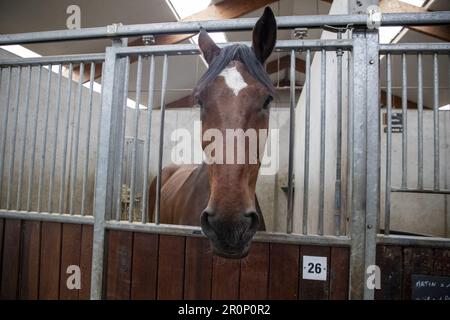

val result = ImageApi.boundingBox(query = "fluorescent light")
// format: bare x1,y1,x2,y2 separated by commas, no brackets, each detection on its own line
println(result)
399,0,426,6
168,0,212,19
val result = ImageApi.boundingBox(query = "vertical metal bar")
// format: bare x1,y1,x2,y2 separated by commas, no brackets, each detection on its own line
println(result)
91,46,120,300
6,67,22,209
433,53,439,190
93,62,105,216
318,49,326,236
364,30,380,300
401,53,407,189
16,66,32,210
302,49,311,235
286,49,296,234
26,65,43,211
69,62,84,215
0,67,12,201
59,63,73,213
335,38,343,236
384,54,392,236
155,54,169,225
417,53,423,190
48,64,63,212
81,62,96,216
37,65,52,211
114,56,130,221
128,54,143,222
141,55,155,223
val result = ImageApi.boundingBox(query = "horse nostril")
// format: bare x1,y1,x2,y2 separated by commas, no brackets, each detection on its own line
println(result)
200,208,217,240
244,210,259,232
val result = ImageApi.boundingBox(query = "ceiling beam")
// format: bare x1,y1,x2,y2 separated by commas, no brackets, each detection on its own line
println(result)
74,0,277,82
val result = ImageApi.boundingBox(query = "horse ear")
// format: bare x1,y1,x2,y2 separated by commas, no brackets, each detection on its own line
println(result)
198,28,221,65
252,7,277,64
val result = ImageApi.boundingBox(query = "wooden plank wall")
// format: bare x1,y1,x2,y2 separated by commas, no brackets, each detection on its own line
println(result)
105,230,351,300
0,218,93,300
375,245,450,300
1,218,449,300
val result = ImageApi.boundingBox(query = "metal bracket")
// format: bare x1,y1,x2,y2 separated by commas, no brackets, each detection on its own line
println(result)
367,5,382,30
142,35,155,45
294,28,308,40
106,23,123,36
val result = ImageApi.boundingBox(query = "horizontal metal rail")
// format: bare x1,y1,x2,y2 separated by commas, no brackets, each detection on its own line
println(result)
377,234,450,248
105,220,352,246
115,40,353,57
0,53,105,66
0,12,449,45
0,210,94,224
391,188,450,195
380,43,450,53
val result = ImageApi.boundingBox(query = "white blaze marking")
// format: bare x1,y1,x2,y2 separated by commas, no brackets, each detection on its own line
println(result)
219,66,247,96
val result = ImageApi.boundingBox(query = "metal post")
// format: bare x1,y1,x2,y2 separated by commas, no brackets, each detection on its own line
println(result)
384,54,392,235
90,41,125,300
155,54,169,225
335,32,343,236
318,49,327,236
141,55,156,223
128,54,143,222
401,53,408,189
26,65,43,211
363,30,380,300
302,49,311,235
286,49,296,234
349,26,379,300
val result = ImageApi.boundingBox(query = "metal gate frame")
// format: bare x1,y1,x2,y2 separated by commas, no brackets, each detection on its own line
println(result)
0,3,449,300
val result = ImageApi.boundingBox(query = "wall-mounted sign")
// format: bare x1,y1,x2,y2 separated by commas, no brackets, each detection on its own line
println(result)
302,256,327,281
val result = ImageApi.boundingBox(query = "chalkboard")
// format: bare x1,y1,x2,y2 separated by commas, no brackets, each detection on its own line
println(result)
412,275,450,300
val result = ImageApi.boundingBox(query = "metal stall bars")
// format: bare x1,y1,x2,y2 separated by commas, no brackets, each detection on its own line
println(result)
380,43,450,237
97,38,353,300
0,54,104,219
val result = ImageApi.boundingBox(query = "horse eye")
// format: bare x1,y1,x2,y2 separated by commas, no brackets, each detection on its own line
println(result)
262,96,273,109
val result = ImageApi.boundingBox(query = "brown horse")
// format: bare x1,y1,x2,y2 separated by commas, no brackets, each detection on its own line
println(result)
148,7,277,259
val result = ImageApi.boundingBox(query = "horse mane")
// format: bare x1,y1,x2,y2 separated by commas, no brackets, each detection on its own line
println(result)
193,44,277,101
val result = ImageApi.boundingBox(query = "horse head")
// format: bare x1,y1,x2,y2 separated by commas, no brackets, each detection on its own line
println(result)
194,7,277,259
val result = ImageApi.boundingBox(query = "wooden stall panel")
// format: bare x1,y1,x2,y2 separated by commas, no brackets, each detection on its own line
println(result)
329,247,349,300
432,249,450,276
184,237,212,300
131,233,159,300
78,225,93,300
19,220,41,299
402,247,433,300
157,234,185,300
268,243,299,300
39,222,62,299
239,242,269,300
299,246,331,300
0,219,3,283
211,256,240,300
0,219,22,299
106,230,133,300
375,245,403,300
59,223,82,300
